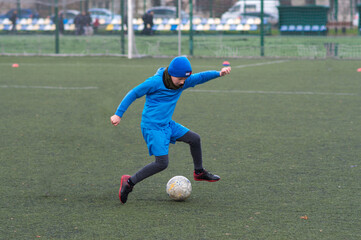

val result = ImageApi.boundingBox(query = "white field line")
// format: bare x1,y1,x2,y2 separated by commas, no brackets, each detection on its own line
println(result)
0,60,289,69
234,60,290,68
188,89,359,96
0,62,130,67
194,60,358,96
0,85,98,90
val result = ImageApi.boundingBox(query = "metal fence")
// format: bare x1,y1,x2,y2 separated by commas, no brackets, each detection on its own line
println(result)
0,0,360,59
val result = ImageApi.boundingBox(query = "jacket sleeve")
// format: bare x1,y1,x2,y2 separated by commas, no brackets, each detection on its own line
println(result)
115,79,155,117
183,70,220,89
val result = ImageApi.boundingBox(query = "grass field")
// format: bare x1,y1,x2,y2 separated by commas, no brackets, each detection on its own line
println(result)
1,34,361,58
1,56,361,239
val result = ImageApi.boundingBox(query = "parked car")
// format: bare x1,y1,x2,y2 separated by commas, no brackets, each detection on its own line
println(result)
239,12,278,26
51,10,80,24
88,8,120,23
146,6,189,19
59,10,80,20
221,0,278,21
0,8,40,19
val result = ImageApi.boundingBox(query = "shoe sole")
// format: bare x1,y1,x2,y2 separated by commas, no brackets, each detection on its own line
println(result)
194,178,220,182
119,175,131,204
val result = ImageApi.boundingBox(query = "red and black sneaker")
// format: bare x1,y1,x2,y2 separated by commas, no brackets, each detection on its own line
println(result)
193,169,220,182
119,175,133,204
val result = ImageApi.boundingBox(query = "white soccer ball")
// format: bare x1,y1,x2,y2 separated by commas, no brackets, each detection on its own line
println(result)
166,176,192,201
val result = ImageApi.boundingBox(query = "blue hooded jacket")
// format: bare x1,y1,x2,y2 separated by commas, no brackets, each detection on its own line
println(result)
115,67,220,129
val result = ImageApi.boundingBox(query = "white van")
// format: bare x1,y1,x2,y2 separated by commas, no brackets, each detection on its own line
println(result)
221,0,279,21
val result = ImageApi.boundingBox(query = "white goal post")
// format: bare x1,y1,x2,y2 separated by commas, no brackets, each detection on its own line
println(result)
127,0,182,59
127,0,133,59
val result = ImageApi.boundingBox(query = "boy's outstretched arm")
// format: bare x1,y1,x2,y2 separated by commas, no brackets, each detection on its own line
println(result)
220,67,231,77
183,66,232,89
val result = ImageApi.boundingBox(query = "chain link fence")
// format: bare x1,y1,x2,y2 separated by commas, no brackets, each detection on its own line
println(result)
0,0,360,58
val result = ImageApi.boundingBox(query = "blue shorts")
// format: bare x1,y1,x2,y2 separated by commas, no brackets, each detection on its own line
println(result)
141,121,189,156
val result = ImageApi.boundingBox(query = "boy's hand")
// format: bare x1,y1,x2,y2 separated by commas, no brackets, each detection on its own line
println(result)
220,67,231,77
110,115,121,126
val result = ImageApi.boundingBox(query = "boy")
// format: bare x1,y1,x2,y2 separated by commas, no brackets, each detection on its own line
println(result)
110,56,231,204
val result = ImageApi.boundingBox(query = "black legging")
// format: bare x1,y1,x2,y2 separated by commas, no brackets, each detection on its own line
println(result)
130,130,203,184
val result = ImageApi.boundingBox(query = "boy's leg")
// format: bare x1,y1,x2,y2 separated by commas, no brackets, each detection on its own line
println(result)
128,127,171,185
177,130,220,182
119,155,169,204
176,130,203,170
130,155,169,184
120,126,171,204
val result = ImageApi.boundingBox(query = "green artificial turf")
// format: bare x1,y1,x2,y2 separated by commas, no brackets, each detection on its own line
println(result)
0,56,361,239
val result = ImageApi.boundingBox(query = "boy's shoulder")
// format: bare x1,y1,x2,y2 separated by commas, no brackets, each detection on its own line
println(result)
154,67,166,77
143,67,165,82
139,68,164,90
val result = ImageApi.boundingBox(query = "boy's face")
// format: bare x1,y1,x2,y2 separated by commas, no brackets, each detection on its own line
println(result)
171,76,187,88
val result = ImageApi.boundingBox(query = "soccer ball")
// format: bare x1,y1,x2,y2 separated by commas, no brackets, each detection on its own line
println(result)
166,176,192,201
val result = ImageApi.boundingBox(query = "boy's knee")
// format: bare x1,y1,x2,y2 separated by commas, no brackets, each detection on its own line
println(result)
155,155,169,171
156,161,168,171
190,132,201,146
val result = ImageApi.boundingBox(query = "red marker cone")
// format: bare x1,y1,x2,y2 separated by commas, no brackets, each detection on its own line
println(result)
222,61,230,67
